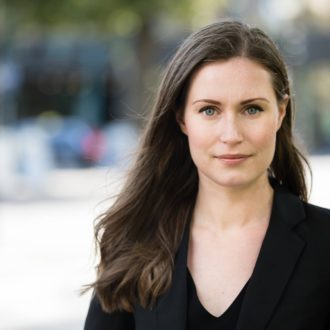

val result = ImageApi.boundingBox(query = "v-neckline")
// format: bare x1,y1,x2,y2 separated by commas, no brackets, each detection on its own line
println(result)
187,267,249,319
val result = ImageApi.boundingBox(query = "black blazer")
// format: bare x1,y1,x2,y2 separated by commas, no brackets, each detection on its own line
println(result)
84,183,330,329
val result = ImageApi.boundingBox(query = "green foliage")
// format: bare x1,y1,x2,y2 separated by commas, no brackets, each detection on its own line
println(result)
3,0,195,33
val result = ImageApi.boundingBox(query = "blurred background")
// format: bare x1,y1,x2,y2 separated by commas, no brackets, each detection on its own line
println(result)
0,0,329,329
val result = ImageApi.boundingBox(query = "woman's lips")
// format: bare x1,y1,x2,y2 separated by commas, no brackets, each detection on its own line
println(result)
216,154,251,165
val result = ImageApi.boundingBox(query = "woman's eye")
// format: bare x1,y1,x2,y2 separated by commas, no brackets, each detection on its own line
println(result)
201,107,216,116
245,106,262,115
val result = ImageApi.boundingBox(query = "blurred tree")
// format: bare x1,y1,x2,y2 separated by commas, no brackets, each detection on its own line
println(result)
2,0,226,117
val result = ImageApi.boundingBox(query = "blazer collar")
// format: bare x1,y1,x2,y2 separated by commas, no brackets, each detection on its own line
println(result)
134,227,189,330
236,182,306,329
137,182,307,330
156,226,189,330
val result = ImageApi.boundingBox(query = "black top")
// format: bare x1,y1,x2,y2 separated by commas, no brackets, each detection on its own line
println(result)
186,269,248,330
84,183,330,330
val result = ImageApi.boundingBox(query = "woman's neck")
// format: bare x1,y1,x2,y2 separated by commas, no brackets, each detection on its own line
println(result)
193,176,274,232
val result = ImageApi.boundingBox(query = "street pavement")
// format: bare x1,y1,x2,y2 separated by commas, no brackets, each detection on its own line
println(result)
0,156,329,330
0,167,124,330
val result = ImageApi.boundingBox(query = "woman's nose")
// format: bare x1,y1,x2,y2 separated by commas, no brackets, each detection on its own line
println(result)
218,113,243,145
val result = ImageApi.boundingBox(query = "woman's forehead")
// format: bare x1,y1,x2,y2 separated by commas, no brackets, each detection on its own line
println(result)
185,58,276,103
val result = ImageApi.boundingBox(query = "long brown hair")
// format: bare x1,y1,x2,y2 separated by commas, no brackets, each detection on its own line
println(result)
89,20,310,313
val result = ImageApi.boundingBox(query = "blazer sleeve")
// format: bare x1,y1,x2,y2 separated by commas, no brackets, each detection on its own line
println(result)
84,294,135,330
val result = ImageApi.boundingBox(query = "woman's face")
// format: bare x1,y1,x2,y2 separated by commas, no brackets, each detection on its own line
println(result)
179,57,287,191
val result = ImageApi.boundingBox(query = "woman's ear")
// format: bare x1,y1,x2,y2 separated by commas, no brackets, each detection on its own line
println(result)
176,111,187,135
277,94,289,130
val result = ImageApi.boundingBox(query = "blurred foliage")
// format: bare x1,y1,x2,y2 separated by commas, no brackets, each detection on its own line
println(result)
0,0,227,117
2,0,225,35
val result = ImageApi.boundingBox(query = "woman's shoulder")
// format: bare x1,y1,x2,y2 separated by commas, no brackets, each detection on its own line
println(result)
84,294,134,330
302,201,330,221
300,201,330,246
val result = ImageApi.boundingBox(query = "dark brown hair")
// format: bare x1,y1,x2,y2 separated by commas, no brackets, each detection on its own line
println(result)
90,20,310,312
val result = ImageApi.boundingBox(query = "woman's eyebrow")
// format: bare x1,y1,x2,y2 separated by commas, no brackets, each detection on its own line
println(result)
192,99,220,105
241,97,270,104
192,97,270,105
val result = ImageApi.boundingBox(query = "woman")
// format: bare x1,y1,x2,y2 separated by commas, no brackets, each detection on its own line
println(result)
84,21,330,329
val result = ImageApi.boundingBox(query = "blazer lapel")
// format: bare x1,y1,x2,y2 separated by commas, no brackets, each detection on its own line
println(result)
156,227,189,330
134,228,189,330
236,184,306,330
